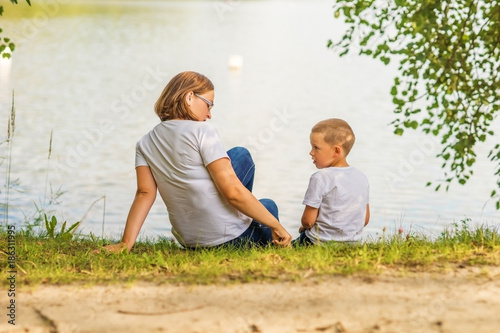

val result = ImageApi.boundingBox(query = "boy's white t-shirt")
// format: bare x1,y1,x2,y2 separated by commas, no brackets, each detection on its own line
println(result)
135,120,251,247
303,166,369,243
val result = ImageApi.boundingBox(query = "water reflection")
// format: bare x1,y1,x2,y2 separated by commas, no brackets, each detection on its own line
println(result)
0,0,498,241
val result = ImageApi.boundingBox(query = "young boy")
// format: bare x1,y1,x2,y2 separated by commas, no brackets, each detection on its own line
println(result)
295,118,370,245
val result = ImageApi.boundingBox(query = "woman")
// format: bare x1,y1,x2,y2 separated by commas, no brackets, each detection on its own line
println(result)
104,71,291,252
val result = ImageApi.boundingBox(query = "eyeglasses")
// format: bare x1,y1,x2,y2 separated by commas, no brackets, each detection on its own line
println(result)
195,94,214,110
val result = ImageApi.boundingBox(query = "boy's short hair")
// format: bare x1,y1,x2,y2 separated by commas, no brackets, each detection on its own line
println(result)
312,118,355,155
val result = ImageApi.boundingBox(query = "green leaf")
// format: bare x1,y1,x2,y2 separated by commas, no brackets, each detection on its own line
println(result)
66,222,80,235
61,221,67,234
380,56,390,65
51,216,57,230
394,128,404,136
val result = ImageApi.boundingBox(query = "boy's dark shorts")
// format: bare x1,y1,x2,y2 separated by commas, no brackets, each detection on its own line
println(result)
292,231,315,247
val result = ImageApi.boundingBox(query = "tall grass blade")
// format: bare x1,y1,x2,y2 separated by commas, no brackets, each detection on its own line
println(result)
66,221,80,236
4,91,15,226
78,195,106,238
43,129,53,206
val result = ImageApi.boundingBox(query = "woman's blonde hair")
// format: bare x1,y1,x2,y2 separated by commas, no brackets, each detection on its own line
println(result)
154,71,214,121
312,118,355,155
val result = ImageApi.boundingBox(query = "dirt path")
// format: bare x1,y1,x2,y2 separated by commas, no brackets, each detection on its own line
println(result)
2,269,500,333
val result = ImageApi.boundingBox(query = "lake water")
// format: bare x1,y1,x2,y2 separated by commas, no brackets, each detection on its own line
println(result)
1,0,499,241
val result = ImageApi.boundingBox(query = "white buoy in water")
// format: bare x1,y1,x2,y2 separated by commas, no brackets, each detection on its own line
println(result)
228,54,243,70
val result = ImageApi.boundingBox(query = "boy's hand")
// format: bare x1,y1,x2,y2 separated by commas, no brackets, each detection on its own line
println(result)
91,242,129,255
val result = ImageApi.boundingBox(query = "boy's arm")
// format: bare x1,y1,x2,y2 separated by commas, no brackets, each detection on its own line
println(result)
300,205,319,232
364,203,370,226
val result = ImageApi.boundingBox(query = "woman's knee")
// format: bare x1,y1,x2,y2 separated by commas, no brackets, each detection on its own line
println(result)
228,146,255,191
259,198,279,220
227,146,253,163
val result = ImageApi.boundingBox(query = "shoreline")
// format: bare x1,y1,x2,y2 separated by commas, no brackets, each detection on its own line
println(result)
3,268,500,333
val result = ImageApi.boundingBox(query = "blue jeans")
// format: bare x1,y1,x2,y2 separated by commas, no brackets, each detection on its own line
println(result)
292,231,315,247
218,147,278,248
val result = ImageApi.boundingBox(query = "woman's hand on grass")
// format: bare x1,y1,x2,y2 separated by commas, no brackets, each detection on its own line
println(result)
91,242,129,254
272,226,292,247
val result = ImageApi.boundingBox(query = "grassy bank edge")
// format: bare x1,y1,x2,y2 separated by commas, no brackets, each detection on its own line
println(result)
1,223,500,288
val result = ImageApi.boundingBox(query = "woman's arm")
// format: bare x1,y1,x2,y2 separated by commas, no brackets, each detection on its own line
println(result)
206,158,291,246
103,166,157,252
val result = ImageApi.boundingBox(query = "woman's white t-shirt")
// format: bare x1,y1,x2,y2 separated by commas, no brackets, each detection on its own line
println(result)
135,120,251,247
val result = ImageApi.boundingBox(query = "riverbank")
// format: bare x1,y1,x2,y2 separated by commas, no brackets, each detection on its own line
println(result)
3,221,500,286
1,224,499,332
3,267,500,333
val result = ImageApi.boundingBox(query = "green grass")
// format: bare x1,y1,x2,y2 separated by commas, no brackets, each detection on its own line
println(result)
2,222,499,288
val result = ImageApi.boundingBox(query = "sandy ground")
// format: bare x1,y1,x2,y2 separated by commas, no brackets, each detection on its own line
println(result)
2,268,500,333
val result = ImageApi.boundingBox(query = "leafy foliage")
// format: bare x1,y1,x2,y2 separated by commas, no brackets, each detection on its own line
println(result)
0,0,32,59
44,214,80,241
329,0,500,209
